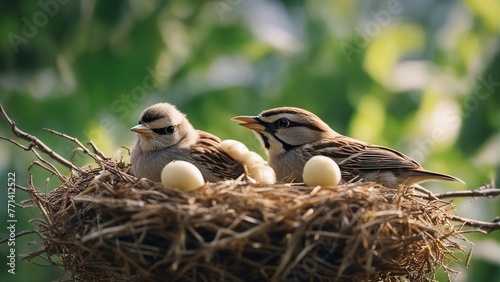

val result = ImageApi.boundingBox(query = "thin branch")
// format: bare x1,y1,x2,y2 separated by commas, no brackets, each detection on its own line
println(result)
88,140,107,160
0,136,33,150
417,182,500,200
0,230,38,245
0,137,67,182
413,185,439,201
434,188,500,199
121,145,131,156
28,161,64,183
449,215,500,233
0,103,81,172
32,150,67,181
414,183,500,233
43,128,101,164
15,184,34,193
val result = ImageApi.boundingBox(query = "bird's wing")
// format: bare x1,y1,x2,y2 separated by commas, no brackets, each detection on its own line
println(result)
304,136,421,170
191,131,245,180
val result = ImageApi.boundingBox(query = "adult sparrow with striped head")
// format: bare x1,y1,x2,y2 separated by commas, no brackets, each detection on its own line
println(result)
233,107,463,188
131,103,245,182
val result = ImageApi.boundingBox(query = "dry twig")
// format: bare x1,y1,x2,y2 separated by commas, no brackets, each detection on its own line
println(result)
450,215,500,233
414,184,500,233
434,184,500,199
0,103,81,172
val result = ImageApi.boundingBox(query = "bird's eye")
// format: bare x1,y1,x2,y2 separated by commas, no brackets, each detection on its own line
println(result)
277,118,290,128
151,125,175,135
165,126,175,134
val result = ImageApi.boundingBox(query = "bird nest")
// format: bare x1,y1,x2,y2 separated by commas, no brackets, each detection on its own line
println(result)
1,105,498,282
21,157,468,282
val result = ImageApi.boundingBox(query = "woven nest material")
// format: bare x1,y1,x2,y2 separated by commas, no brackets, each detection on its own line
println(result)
24,159,467,282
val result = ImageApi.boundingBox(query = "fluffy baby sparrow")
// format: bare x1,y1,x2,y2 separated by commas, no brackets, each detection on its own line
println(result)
130,103,245,182
233,107,464,188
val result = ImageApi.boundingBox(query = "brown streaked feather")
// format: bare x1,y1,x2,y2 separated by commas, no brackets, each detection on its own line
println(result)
261,107,320,119
305,136,420,171
191,131,245,180
301,135,463,186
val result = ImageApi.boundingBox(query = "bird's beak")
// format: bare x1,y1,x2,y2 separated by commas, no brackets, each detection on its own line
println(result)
130,124,153,135
232,116,266,132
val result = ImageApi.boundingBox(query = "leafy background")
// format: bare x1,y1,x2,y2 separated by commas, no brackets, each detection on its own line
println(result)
0,1,498,281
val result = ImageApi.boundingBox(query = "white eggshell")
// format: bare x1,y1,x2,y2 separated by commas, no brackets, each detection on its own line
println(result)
161,161,205,191
303,156,341,187
248,165,276,184
243,151,266,166
219,139,250,162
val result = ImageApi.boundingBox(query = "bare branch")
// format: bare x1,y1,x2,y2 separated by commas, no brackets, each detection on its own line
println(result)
28,161,65,183
89,140,107,159
413,185,439,201
32,149,67,181
15,184,34,193
0,137,67,182
413,183,500,233
0,136,33,150
417,182,500,200
434,188,500,199
43,128,101,164
0,103,81,172
450,215,500,233
0,230,38,244
121,145,131,156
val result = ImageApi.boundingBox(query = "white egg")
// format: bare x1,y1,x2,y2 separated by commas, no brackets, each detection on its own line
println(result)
248,165,276,184
243,151,266,165
219,139,250,162
161,160,205,191
220,139,275,184
303,156,341,187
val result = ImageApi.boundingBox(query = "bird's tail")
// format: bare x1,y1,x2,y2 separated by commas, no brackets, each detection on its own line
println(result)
409,169,465,185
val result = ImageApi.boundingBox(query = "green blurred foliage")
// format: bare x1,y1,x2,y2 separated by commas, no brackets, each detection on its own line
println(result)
0,1,499,281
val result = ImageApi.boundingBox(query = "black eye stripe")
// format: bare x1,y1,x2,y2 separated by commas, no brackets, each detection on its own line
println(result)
258,133,270,150
258,131,296,151
256,116,324,133
152,125,176,135
268,120,320,132
151,128,166,134
274,135,299,151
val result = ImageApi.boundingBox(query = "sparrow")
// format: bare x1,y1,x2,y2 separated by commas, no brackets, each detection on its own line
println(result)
130,103,245,182
232,107,464,188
